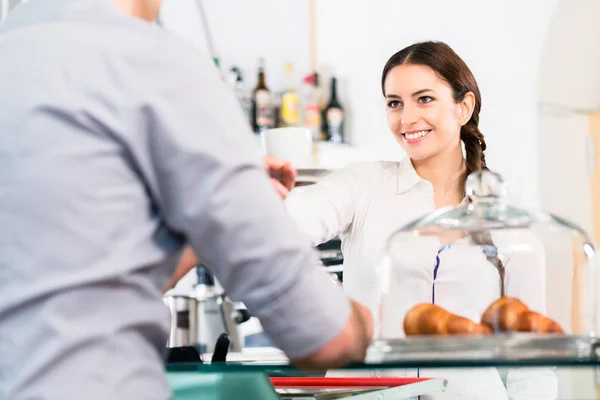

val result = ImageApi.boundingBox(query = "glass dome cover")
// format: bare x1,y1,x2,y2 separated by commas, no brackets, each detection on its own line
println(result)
367,169,599,363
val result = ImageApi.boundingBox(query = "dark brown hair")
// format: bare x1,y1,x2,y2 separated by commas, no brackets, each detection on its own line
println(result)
382,41,504,296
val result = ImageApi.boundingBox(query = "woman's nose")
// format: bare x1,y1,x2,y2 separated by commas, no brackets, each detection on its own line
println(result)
401,104,419,127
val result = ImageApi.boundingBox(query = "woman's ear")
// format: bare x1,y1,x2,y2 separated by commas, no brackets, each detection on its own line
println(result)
459,92,476,126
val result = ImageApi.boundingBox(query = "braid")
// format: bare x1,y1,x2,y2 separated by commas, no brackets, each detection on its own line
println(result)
471,231,506,297
461,121,487,172
460,121,505,296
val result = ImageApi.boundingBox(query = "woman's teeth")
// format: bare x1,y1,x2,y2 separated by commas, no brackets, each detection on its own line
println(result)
404,130,431,140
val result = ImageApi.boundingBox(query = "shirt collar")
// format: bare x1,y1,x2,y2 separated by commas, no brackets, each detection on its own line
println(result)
396,157,471,206
396,156,424,194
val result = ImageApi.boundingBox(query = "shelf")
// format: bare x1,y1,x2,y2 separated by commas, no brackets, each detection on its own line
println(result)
167,334,600,372
367,334,600,366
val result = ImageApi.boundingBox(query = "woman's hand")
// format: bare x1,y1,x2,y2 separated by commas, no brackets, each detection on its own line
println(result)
263,155,297,199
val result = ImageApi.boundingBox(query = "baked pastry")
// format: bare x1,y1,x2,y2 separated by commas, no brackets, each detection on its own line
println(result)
481,297,529,332
481,297,563,333
404,303,492,336
514,310,564,334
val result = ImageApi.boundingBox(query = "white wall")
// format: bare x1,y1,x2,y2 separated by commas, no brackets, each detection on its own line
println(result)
537,0,600,112
158,0,210,53
160,0,311,98
537,112,594,234
537,0,599,229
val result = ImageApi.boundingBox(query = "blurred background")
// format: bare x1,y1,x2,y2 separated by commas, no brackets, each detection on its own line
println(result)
160,0,596,238
3,0,596,242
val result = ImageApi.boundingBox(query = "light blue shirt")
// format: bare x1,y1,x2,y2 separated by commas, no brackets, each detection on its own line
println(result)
0,1,350,398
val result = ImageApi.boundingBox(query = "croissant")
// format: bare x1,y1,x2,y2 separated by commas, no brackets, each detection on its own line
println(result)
481,297,564,334
404,303,492,336
514,311,564,334
481,297,529,332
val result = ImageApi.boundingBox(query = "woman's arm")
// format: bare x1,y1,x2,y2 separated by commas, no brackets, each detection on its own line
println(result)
284,164,365,246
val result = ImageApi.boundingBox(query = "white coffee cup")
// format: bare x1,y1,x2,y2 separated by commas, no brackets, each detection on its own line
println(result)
261,127,314,168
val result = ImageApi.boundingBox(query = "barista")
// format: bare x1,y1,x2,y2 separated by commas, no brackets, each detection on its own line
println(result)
0,1,372,399
283,41,556,399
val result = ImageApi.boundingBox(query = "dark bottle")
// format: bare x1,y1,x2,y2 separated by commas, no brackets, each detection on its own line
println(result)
251,58,274,134
324,77,344,143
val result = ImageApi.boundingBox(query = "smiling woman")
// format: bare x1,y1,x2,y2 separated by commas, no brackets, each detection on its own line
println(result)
284,41,557,399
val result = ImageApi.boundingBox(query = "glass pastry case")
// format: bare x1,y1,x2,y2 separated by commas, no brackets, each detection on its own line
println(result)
367,169,599,364
165,169,600,399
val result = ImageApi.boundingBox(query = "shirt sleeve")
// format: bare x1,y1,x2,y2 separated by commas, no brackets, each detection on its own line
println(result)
284,164,365,246
124,35,351,359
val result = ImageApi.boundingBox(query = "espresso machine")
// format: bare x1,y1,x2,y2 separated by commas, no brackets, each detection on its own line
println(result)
164,237,343,363
163,265,251,360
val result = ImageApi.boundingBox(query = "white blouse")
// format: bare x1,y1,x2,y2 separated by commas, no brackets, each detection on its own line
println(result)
285,158,557,400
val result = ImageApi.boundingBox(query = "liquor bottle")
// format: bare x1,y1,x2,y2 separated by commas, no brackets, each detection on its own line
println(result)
251,58,275,134
279,62,300,127
303,73,322,141
324,77,344,143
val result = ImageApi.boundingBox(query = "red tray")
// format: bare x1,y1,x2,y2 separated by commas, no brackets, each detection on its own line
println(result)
269,377,431,389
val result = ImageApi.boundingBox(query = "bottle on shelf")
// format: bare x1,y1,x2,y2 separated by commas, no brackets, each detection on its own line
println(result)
251,58,275,134
272,92,281,129
303,73,323,141
313,72,327,110
324,76,344,143
279,62,300,127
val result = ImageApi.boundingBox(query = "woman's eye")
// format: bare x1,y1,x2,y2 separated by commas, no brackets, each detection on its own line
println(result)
387,100,402,109
418,96,434,104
